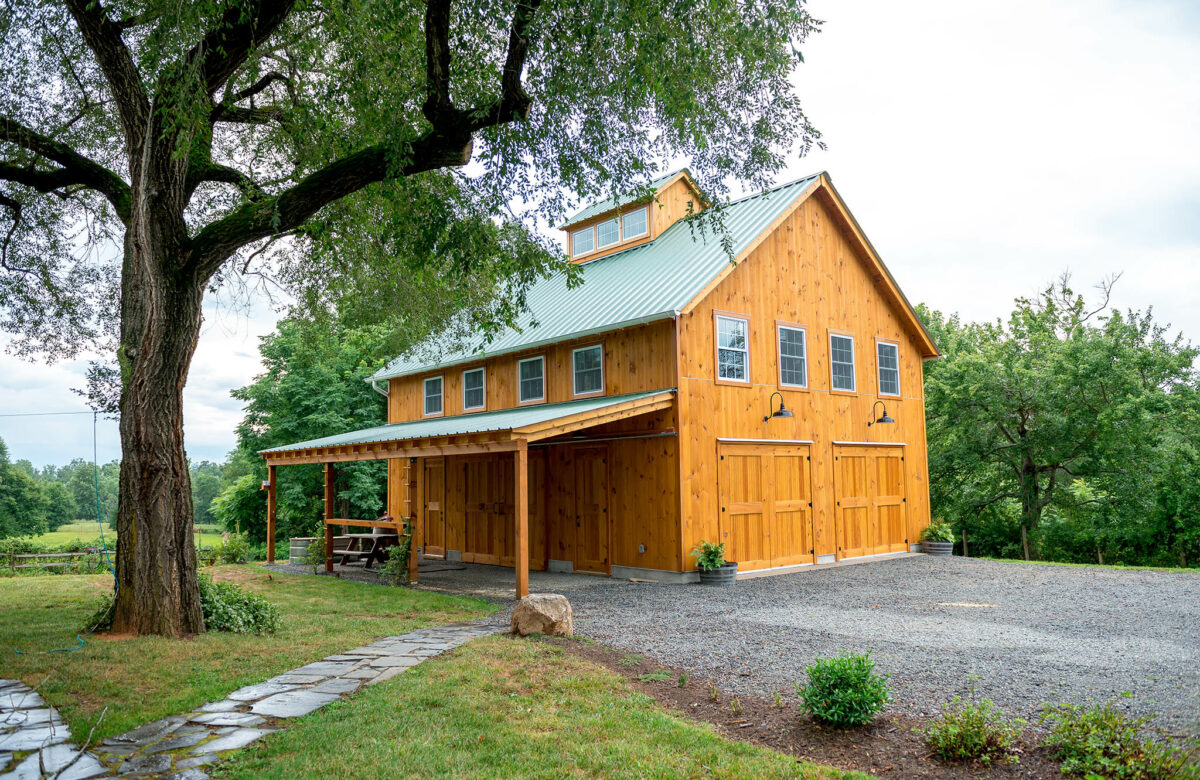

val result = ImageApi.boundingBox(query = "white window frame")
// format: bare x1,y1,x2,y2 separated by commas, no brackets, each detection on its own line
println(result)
595,217,620,248
571,226,594,258
517,356,545,404
621,206,648,240
876,340,901,398
462,367,486,411
423,375,444,416
571,344,605,397
715,313,751,384
829,333,857,393
777,324,808,389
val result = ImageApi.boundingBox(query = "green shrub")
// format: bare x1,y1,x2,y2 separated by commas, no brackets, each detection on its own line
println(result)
304,537,326,573
921,519,957,543
377,533,413,585
926,696,1023,764
691,540,727,571
795,652,890,727
83,574,281,635
1040,702,1199,780
214,532,252,564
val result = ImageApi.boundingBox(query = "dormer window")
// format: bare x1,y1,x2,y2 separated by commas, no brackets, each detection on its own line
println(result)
622,207,648,240
571,227,594,256
596,217,620,248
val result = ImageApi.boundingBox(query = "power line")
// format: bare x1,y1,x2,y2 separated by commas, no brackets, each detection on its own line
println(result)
0,410,117,418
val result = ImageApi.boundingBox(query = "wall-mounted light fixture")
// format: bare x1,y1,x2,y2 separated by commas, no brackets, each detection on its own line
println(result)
763,391,793,422
867,400,894,427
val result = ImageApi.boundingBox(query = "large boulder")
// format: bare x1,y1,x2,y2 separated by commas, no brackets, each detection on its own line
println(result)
511,593,574,637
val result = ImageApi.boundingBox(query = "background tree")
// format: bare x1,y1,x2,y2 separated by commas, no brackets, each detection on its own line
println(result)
1,0,819,634
920,276,1198,561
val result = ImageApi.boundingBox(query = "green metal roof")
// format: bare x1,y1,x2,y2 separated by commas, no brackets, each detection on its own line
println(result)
371,172,824,382
559,169,686,227
260,390,673,454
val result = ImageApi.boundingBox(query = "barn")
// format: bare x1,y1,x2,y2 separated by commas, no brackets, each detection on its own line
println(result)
261,170,940,594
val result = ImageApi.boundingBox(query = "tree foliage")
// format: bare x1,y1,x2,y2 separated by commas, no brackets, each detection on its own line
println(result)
920,276,1199,564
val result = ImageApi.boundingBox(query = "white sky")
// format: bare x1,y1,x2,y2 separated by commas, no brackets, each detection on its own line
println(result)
2,0,1197,468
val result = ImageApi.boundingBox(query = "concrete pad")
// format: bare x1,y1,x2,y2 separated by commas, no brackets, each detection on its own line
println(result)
191,728,275,754
189,711,266,727
226,682,299,702
250,690,339,718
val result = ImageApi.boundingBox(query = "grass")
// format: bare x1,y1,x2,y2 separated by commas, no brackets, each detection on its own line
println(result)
22,521,225,549
0,566,497,741
979,557,1199,574
216,635,865,780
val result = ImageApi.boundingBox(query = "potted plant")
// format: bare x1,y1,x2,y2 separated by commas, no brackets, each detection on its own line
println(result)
692,540,737,585
921,520,956,556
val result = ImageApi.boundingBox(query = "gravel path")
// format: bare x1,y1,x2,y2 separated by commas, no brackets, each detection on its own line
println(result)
562,556,1200,734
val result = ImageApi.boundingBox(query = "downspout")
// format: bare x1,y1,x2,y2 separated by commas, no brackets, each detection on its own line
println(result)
370,378,389,398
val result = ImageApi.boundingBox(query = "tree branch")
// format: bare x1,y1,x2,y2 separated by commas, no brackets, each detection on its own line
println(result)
422,0,454,126
211,105,287,125
195,163,267,201
62,0,149,148
225,71,292,105
190,0,297,95
0,117,131,221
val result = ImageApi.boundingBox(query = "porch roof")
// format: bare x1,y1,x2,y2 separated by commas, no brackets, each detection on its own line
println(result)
260,389,675,465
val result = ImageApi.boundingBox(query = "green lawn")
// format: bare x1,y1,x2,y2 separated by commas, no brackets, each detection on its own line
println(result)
27,521,224,549
0,566,497,740
980,557,1200,574
216,635,864,780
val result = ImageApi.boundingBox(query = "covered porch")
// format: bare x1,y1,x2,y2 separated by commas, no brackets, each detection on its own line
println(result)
260,389,676,598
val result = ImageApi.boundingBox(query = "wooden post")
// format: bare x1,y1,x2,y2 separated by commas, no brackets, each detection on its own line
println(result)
407,458,420,585
324,463,335,573
515,440,530,599
961,529,968,558
266,464,277,563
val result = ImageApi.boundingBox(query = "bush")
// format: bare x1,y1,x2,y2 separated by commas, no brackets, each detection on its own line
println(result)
304,537,325,573
926,695,1023,765
83,574,281,635
691,540,727,571
377,533,413,586
214,532,252,564
922,519,957,543
1040,701,1199,780
795,652,890,727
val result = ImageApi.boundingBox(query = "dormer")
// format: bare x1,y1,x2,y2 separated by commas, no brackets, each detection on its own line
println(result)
561,169,706,263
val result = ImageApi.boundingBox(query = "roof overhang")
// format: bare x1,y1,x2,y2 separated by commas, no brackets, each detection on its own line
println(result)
261,389,676,466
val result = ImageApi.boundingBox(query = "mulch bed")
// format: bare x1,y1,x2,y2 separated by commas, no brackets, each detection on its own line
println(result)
540,635,1065,779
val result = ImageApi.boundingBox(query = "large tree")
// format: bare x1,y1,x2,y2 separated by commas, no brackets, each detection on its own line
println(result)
1,0,819,634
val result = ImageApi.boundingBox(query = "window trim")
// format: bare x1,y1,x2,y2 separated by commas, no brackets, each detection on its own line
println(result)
571,343,605,397
571,226,595,258
461,366,486,411
713,310,751,386
517,355,546,405
775,321,809,390
621,206,649,240
828,331,857,394
423,375,444,417
875,338,901,398
595,216,620,249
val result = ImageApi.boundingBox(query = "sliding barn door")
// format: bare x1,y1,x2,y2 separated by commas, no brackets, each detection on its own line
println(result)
718,443,815,571
833,445,908,558
572,446,610,573
422,458,446,557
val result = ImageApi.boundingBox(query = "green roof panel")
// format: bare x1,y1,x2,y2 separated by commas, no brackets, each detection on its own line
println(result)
560,169,685,227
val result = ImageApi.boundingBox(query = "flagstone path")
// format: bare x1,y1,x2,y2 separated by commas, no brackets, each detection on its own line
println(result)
1,621,499,779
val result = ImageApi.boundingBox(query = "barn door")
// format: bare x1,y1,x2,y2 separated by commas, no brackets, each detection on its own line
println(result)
771,447,814,567
718,447,772,571
422,458,446,558
573,446,609,573
834,446,907,558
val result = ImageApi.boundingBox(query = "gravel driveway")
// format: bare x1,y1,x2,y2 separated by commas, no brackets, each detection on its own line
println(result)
508,556,1200,733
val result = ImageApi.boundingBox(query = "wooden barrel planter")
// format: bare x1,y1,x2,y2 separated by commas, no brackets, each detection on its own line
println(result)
698,563,738,585
921,540,954,556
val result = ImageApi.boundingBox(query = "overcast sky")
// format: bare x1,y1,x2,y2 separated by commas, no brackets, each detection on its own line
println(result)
2,0,1197,468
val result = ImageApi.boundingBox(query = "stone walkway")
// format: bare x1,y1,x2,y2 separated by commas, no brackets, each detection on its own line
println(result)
0,621,499,779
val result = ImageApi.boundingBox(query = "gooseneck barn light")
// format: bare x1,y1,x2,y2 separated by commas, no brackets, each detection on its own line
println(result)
763,392,793,422
867,400,894,427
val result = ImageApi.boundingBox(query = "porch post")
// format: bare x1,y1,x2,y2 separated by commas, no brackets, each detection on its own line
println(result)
324,463,335,573
515,439,529,598
266,464,277,563
408,457,420,585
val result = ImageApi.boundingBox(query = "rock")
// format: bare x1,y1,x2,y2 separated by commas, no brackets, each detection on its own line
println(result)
511,594,574,637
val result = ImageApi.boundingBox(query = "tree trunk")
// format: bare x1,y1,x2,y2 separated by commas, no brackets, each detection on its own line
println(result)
110,181,206,635
1020,524,1031,561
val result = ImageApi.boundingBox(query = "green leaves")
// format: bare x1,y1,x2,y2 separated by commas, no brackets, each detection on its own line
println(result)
795,652,890,728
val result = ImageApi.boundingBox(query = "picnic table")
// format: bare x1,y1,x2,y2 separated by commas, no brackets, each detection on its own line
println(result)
333,532,400,569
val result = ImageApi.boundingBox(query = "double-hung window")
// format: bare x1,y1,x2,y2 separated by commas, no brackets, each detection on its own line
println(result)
518,356,545,403
829,334,856,392
716,314,750,383
778,326,808,388
877,342,900,397
621,207,648,240
596,217,620,248
423,376,443,416
572,345,604,396
571,227,594,257
462,367,485,410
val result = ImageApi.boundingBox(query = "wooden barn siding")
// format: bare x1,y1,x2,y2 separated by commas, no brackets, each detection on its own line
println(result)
676,193,932,564
386,320,677,423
